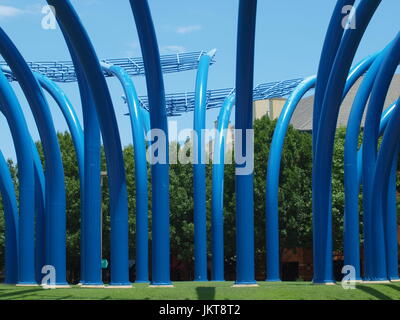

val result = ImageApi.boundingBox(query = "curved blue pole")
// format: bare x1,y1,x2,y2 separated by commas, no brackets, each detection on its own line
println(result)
32,141,46,283
129,0,171,286
356,102,397,185
211,94,235,281
344,43,394,280
370,96,400,282
234,0,257,285
62,36,101,285
0,28,67,285
101,62,149,283
48,0,130,286
265,75,316,281
313,0,355,151
0,68,35,284
385,147,399,281
193,51,215,281
362,32,400,281
0,151,19,284
33,72,84,185
313,0,381,284
34,70,87,283
0,71,85,282
141,108,151,137
379,102,399,281
263,54,375,282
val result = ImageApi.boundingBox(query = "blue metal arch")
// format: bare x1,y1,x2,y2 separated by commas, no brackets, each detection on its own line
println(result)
362,32,400,281
211,94,235,281
344,42,394,280
32,141,46,283
264,52,377,282
33,72,84,185
193,51,215,281
313,0,381,283
370,95,400,282
129,0,171,286
1,71,85,280
63,36,101,285
234,0,257,285
0,150,19,284
101,62,149,283
265,75,316,282
0,68,34,284
48,0,130,286
313,0,355,152
0,28,67,285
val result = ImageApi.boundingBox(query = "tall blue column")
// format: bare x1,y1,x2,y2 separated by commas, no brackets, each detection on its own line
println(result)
48,0,130,286
129,0,171,286
313,0,381,283
0,28,67,285
234,0,257,285
265,76,316,282
101,63,149,283
0,151,19,284
193,52,214,281
0,68,34,284
370,96,400,282
362,32,400,281
344,45,392,281
211,94,235,281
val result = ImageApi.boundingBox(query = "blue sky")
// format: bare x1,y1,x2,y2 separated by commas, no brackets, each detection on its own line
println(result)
0,0,399,161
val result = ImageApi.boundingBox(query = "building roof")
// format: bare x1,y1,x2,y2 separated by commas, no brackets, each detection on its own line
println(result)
290,74,400,131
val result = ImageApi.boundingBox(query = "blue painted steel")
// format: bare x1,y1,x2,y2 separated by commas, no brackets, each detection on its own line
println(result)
362,32,400,281
264,53,377,282
48,0,130,286
385,148,399,281
101,62,149,283
137,78,302,117
311,0,354,284
344,44,393,280
193,51,214,281
0,68,35,284
32,141,46,283
313,0,355,150
0,27,67,285
370,96,400,282
63,36,102,285
1,51,214,83
0,67,46,284
377,103,399,281
2,66,85,282
234,0,257,285
265,75,316,281
313,0,381,283
0,151,19,284
211,94,235,281
35,71,87,282
141,108,151,137
129,0,171,286
2,67,88,282
33,72,84,185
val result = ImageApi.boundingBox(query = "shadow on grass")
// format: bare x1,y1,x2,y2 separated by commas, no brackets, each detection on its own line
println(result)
0,288,42,299
357,286,393,300
385,284,400,293
196,287,216,300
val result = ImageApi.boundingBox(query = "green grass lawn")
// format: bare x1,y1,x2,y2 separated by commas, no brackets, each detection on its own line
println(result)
0,281,399,300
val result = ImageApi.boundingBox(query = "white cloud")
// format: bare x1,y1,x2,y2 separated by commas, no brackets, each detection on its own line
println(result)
0,5,23,18
161,45,187,54
176,24,202,35
124,41,141,57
